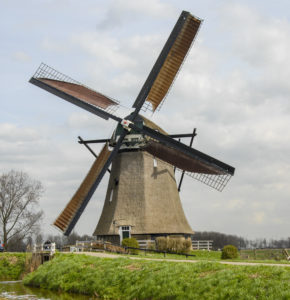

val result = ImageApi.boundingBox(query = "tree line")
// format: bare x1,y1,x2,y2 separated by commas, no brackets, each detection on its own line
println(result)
193,231,290,250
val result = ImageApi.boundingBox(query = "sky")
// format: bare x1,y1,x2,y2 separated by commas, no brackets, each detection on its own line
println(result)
1,0,290,240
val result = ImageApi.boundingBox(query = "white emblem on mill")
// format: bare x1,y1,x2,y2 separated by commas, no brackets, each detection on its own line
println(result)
121,119,133,131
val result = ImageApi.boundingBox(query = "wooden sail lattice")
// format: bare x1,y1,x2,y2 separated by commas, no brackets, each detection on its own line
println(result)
32,63,119,114
143,14,202,112
54,144,111,232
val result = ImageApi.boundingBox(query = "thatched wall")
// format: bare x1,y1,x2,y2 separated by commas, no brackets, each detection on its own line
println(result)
93,150,193,237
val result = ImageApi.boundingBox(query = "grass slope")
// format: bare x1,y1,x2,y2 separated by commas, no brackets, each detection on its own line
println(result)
23,253,290,299
0,253,27,280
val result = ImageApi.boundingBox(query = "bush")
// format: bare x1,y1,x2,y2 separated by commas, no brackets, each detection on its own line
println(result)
105,243,126,254
183,238,192,254
91,241,105,250
156,236,192,254
156,237,167,252
147,241,156,250
221,245,239,259
122,238,139,254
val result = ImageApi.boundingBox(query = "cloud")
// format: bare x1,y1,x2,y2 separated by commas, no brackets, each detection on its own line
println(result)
69,30,170,106
71,32,137,69
12,51,31,62
0,123,39,142
97,0,176,29
253,211,266,225
220,3,290,101
41,37,69,53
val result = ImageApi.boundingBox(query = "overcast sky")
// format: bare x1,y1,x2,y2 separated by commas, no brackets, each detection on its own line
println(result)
1,0,290,240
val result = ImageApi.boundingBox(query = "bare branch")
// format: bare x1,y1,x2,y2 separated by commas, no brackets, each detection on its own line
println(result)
0,170,44,249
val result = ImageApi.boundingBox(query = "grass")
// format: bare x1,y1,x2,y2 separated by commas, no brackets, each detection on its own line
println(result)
129,249,221,261
0,253,27,280
23,253,290,299
108,249,290,264
240,249,288,261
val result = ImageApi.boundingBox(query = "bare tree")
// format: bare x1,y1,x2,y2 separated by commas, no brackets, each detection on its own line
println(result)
35,233,44,245
0,170,44,250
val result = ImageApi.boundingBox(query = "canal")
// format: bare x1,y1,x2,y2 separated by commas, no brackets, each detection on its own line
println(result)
0,281,92,299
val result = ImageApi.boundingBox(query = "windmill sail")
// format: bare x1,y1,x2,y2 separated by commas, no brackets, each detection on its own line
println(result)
128,122,234,191
133,11,202,112
37,79,116,110
147,14,201,111
29,63,120,120
54,143,111,234
142,140,232,191
144,140,223,175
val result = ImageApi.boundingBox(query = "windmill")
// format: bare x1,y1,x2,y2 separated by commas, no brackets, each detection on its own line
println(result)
29,11,235,243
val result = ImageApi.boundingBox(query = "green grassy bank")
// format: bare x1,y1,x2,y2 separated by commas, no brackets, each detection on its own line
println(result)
0,253,27,280
23,253,290,299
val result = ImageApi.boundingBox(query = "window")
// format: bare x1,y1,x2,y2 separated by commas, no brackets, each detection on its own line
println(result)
109,189,113,202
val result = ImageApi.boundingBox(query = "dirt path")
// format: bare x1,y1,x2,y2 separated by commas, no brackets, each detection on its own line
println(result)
73,252,290,267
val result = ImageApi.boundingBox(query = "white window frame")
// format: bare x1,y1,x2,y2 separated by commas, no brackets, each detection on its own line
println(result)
119,226,131,243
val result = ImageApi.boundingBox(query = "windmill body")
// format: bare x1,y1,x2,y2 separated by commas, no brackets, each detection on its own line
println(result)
94,117,193,243
28,11,235,242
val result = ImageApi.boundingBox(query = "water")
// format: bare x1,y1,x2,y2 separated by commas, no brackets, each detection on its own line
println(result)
0,281,93,300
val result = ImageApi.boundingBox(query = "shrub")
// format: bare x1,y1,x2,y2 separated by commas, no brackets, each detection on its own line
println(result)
221,245,239,259
122,238,139,254
156,237,167,252
147,241,156,250
91,241,105,250
183,238,192,254
105,243,126,254
167,237,180,252
156,236,192,254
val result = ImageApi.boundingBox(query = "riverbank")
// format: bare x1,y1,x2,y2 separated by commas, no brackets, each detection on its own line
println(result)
23,253,290,299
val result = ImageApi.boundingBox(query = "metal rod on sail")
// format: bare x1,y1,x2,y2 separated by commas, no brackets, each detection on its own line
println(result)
174,138,181,174
78,136,111,173
178,128,197,192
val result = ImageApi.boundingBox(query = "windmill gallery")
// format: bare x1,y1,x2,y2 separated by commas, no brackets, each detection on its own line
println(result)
29,11,235,244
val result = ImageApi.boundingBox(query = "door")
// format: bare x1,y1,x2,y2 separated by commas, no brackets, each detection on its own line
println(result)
119,226,131,243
